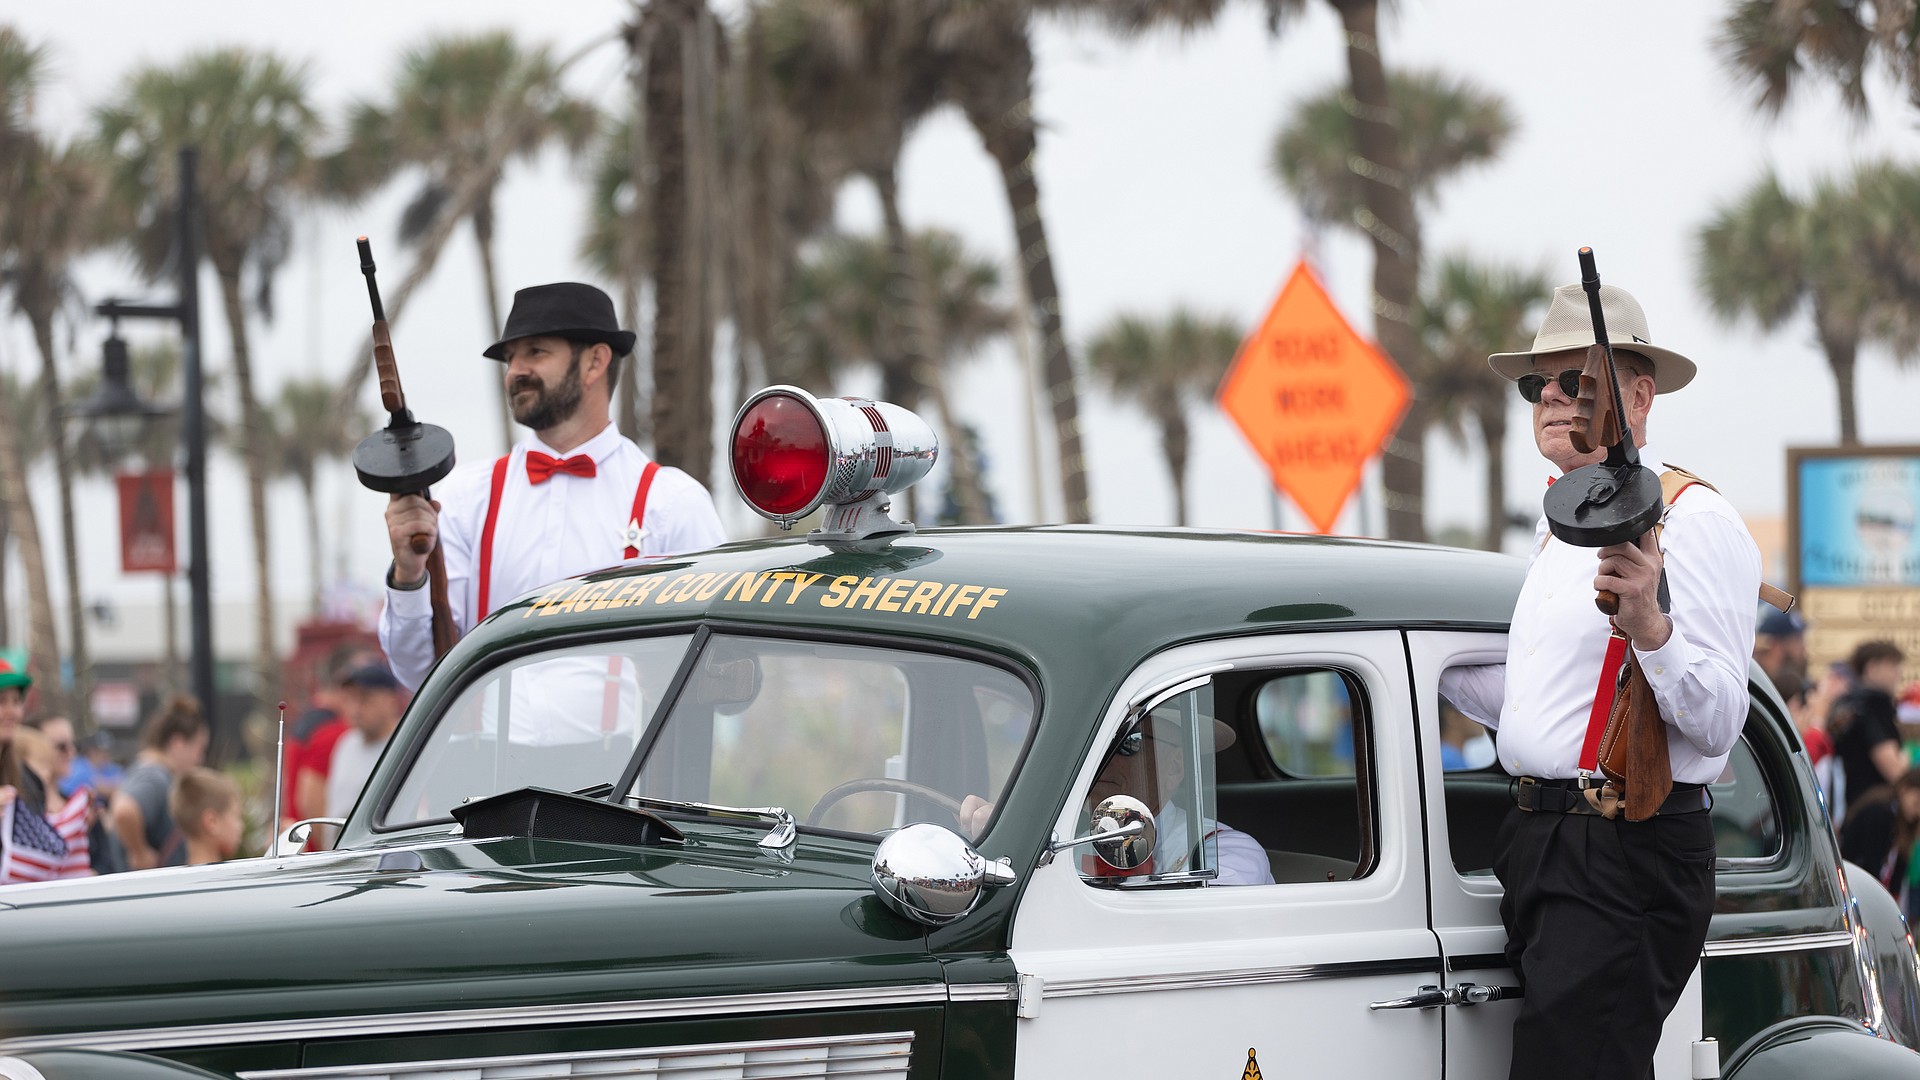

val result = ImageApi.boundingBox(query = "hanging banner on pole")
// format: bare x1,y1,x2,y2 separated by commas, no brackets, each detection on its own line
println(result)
117,470,177,573
1218,260,1410,533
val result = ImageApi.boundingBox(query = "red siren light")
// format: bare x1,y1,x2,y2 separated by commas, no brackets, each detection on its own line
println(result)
729,386,938,548
732,392,830,517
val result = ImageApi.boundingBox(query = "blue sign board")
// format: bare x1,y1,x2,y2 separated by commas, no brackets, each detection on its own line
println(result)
1797,452,1920,588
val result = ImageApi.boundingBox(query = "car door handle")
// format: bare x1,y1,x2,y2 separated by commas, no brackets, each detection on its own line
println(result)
1369,982,1522,1011
1369,985,1450,1010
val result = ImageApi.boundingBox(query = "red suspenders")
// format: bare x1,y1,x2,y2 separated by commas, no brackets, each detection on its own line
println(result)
475,454,662,621
475,456,513,619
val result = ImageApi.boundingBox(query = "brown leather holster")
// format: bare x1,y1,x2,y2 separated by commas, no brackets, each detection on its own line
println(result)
1595,647,1672,821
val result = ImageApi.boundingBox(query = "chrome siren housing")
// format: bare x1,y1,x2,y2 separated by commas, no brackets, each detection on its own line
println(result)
730,386,939,549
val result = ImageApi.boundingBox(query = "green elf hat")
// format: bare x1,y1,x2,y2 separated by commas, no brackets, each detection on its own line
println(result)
0,647,32,691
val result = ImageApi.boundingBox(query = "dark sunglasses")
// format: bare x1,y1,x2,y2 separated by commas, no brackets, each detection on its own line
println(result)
1516,369,1583,404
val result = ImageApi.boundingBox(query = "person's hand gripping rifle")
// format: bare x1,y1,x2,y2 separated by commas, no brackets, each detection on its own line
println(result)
354,237,459,658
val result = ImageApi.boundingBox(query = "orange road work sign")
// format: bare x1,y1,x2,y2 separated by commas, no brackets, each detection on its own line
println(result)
1218,260,1410,533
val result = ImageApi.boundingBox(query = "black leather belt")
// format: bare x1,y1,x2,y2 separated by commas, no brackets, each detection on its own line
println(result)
1511,777,1709,817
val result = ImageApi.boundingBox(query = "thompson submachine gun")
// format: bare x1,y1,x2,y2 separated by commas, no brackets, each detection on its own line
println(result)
1541,246,1666,615
352,236,459,658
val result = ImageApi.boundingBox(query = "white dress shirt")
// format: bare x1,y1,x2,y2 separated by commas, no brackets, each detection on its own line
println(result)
1441,447,1761,786
380,421,728,691
326,729,388,819
1152,801,1276,886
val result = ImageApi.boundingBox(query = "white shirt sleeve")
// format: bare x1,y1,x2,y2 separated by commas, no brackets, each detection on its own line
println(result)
1633,500,1762,759
1440,665,1506,730
1212,822,1276,886
647,467,729,556
377,464,488,691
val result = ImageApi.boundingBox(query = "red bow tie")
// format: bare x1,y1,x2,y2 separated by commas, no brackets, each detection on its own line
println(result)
526,451,597,484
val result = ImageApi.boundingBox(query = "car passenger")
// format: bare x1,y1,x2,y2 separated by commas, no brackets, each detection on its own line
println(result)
961,712,1273,886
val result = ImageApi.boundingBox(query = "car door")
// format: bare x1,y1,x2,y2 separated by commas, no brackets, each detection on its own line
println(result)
1008,631,1443,1078
1408,629,1707,1080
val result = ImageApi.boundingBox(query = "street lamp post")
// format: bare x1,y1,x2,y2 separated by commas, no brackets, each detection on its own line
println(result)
73,147,215,732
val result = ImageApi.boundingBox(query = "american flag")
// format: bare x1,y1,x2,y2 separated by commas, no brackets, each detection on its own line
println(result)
47,790,93,878
1,797,69,884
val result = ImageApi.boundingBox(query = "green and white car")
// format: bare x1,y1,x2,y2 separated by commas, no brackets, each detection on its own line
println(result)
2,387,1916,1080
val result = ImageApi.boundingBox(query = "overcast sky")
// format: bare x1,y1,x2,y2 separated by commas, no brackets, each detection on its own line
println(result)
5,0,1920,656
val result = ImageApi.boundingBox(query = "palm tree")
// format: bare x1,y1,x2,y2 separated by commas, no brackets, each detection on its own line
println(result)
0,368,59,705
0,365,59,711
260,379,369,617
631,0,727,488
1416,256,1550,551
760,0,1001,523
94,48,320,722
5,136,105,727
327,32,598,454
1086,309,1243,526
0,28,64,713
1271,67,1515,540
782,227,1013,521
580,108,650,442
1717,0,1912,116
1697,167,1920,445
935,3,1096,523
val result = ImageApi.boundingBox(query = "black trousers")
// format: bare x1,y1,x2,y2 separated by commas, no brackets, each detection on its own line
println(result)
1493,804,1716,1080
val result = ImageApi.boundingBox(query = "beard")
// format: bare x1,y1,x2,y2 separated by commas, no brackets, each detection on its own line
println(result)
508,347,586,430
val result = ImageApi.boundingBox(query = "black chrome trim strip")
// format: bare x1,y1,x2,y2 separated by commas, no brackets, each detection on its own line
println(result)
0,986,948,1054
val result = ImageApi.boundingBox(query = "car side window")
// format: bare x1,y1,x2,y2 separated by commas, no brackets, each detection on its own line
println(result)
1076,681,1225,886
1710,734,1782,862
1218,668,1376,884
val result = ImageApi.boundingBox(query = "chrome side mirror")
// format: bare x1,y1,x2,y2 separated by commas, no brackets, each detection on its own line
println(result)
871,823,1016,927
1046,795,1156,870
272,817,344,856
1088,795,1155,870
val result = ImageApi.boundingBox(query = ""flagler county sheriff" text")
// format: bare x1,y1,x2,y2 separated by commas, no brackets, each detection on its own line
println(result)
524,570,1010,621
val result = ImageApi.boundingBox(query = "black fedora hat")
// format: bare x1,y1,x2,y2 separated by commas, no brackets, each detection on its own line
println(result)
482,282,637,361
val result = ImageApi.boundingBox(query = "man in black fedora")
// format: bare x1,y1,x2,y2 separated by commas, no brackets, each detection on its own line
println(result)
379,282,726,696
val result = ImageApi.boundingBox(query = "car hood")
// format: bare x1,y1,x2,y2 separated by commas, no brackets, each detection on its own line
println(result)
0,830,936,1043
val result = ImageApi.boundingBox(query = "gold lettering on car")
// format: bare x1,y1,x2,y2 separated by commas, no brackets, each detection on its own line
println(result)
523,569,1010,621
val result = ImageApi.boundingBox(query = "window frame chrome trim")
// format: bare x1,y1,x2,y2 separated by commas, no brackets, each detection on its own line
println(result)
0,985,948,1055
234,1030,916,1080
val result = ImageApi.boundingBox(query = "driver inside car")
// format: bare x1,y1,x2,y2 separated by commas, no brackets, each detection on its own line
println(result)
960,711,1274,886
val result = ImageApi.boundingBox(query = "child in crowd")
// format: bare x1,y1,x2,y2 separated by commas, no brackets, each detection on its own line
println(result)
170,767,243,866
2,727,91,881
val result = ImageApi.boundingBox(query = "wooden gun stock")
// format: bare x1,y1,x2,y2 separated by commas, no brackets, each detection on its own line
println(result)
371,319,404,417
1568,342,1622,456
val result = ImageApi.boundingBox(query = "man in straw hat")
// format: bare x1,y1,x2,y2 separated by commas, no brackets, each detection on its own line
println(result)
1441,281,1760,1077
380,282,727,694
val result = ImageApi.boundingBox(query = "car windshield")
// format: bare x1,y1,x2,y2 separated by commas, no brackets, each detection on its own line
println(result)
381,632,1037,839
630,635,1036,836
382,634,696,828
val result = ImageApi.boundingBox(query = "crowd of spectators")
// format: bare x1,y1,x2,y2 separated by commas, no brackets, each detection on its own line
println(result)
0,644,407,884
1753,616,1920,922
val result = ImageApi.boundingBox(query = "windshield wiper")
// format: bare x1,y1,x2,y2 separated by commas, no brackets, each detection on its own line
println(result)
618,793,797,853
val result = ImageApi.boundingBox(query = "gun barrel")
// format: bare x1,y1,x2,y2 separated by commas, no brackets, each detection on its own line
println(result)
1577,246,1608,344
357,236,387,323
1573,245,1637,468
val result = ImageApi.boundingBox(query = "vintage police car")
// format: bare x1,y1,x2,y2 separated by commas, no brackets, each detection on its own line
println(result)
2,387,1918,1080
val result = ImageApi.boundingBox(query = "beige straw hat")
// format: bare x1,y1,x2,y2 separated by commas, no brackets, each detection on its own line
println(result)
1488,283,1697,394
